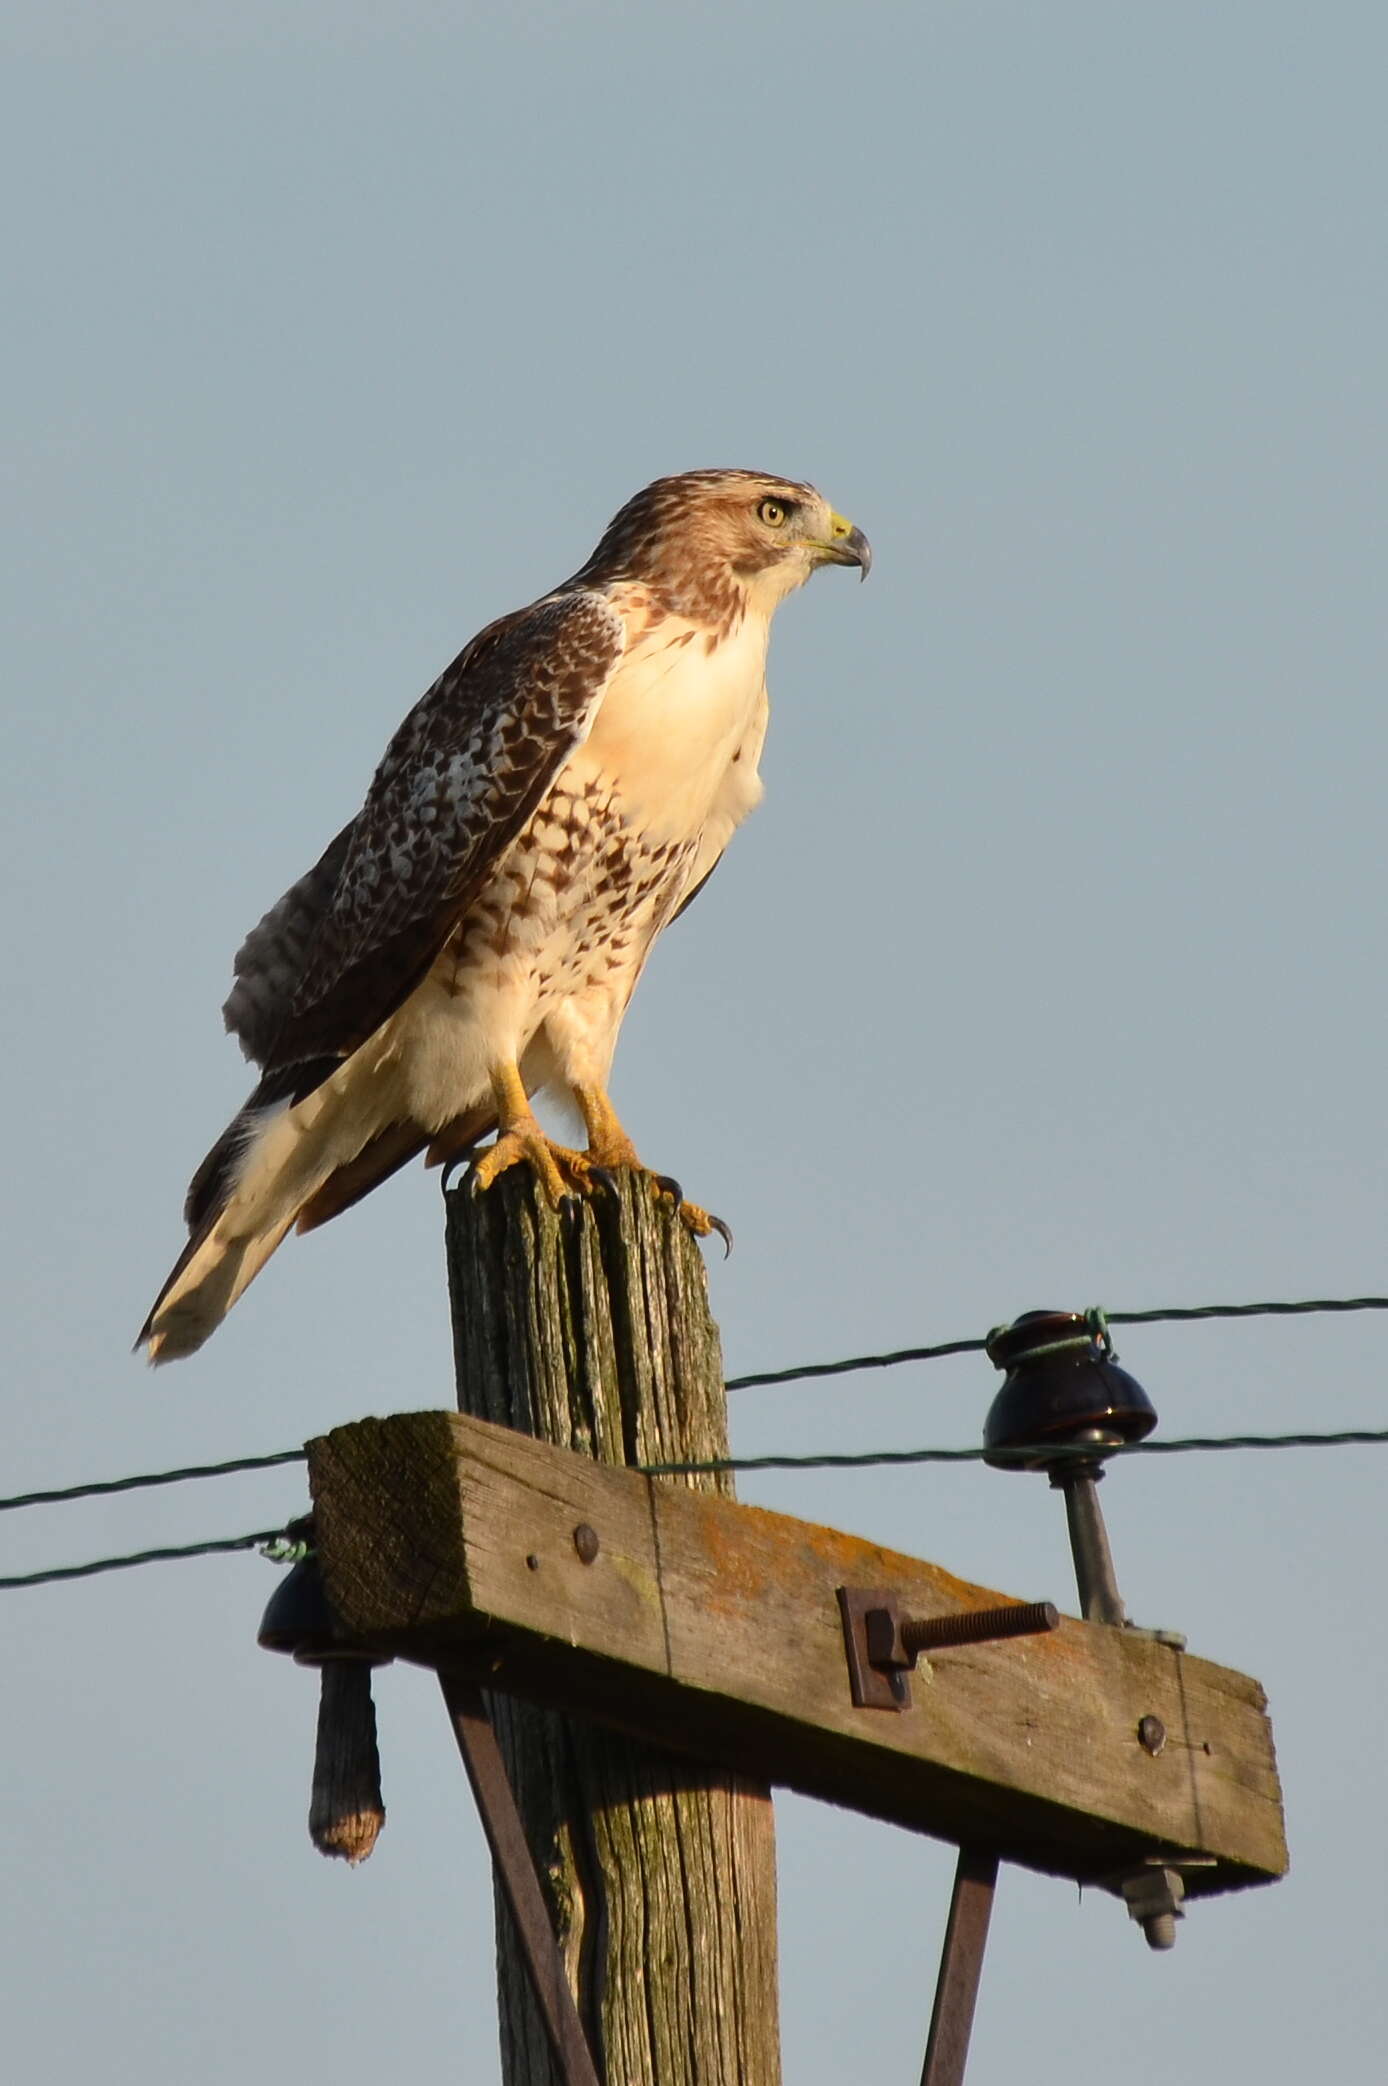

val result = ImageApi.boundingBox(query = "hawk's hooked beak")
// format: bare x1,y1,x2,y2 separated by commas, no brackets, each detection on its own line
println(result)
814,513,872,578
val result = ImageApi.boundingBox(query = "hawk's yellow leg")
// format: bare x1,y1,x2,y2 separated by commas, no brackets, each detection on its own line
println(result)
470,1067,727,1246
570,1082,644,1173
470,1062,588,1206
572,1081,723,1243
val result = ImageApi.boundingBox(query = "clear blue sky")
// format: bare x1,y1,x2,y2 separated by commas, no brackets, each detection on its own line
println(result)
4,5,1386,2081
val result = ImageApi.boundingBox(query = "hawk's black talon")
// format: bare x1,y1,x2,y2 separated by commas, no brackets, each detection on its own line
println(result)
440,1154,473,1197
558,1193,584,1225
709,1214,734,1258
652,1173,683,1206
588,1166,621,1198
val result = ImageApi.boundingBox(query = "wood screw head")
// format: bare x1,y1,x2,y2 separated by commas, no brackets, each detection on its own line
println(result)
573,1524,600,1564
1137,1714,1167,1755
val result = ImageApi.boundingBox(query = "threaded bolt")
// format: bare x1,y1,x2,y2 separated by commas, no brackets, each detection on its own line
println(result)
899,1600,1060,1658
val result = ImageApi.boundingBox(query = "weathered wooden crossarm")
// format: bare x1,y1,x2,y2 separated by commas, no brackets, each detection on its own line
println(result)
307,1409,1287,1900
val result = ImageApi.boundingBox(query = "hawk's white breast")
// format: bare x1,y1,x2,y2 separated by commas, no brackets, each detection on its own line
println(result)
575,604,771,841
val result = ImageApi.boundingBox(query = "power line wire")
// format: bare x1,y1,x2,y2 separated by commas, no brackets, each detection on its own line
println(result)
1108,1297,1388,1327
725,1296,1388,1392
8,1296,1388,1517
5,1427,1387,1589
0,1529,293,1592
725,1335,985,1391
640,1427,1388,1477
0,1448,308,1515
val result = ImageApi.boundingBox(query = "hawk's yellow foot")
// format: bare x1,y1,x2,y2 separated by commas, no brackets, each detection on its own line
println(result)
468,1121,588,1207
469,1061,595,1209
569,1082,731,1249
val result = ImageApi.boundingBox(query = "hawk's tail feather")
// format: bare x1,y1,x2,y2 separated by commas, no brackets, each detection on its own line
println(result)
139,1066,427,1364
140,1063,513,1362
137,1206,299,1364
295,1122,430,1234
183,1057,341,1231
293,1101,497,1233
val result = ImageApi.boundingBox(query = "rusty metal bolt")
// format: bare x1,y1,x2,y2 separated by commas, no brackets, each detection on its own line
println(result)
898,1600,1060,1662
866,1599,1060,1672
573,1524,600,1565
1137,1714,1167,1756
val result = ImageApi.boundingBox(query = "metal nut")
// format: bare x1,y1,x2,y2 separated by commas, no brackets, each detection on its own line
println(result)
1121,1865,1185,1950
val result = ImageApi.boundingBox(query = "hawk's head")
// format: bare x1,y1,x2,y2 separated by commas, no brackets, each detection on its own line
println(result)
576,469,871,627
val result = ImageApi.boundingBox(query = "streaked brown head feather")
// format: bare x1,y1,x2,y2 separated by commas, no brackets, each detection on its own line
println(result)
569,469,830,627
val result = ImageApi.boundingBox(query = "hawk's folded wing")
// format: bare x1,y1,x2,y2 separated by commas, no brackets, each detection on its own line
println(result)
223,589,623,1079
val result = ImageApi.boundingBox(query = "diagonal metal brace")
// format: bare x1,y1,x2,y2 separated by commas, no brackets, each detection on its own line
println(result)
440,1669,603,2086
921,1847,999,2086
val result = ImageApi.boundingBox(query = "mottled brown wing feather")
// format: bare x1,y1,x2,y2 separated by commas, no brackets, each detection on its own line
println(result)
247,588,621,1072
223,822,358,1065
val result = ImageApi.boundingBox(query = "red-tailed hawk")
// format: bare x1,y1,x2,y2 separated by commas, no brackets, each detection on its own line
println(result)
140,470,870,1361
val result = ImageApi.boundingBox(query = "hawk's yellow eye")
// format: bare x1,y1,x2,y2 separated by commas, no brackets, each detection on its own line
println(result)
757,498,787,528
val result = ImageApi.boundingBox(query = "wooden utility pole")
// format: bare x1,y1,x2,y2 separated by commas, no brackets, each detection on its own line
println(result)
443,1170,781,2086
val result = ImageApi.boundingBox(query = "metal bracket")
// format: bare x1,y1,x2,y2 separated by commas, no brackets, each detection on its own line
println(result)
838,1589,1060,1712
836,1587,912,1708
440,1669,603,2086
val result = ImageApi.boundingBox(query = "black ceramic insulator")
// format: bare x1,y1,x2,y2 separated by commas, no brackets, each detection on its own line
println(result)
982,1310,1158,1471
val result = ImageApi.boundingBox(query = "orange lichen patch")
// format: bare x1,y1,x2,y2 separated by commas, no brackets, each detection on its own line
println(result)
659,1490,1054,1633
